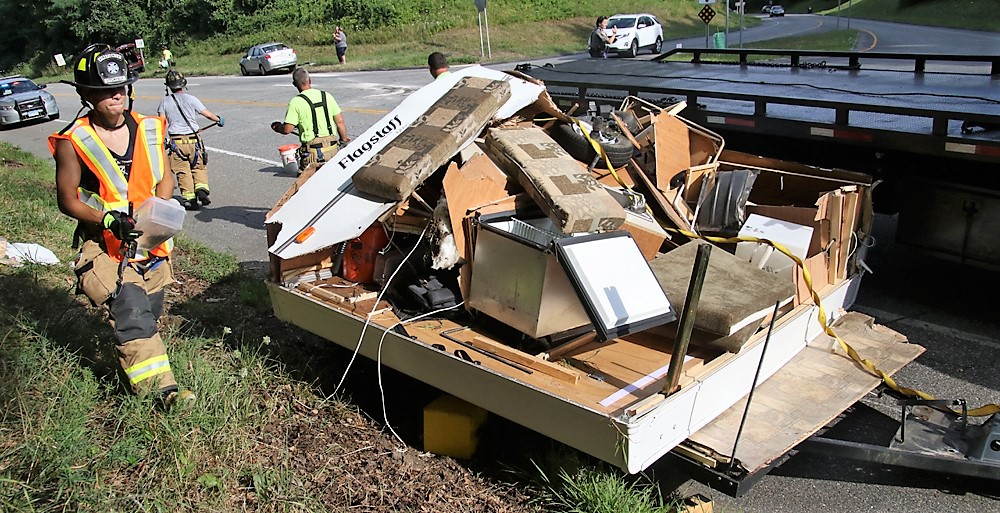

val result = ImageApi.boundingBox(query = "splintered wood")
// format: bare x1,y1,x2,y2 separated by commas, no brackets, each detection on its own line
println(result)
295,277,390,315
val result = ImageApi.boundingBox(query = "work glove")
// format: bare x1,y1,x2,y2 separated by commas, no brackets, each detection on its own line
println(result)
271,121,283,133
217,115,225,128
103,210,137,241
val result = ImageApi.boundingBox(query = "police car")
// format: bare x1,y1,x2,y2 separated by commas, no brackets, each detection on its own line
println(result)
0,75,59,127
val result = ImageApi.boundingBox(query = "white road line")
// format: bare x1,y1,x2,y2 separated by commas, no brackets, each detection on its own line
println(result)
855,306,1000,350
207,146,282,166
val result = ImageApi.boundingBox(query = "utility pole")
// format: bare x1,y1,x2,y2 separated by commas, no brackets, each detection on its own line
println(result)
725,0,729,43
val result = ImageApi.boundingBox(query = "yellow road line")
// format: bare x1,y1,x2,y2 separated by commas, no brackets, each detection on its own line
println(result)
859,28,878,52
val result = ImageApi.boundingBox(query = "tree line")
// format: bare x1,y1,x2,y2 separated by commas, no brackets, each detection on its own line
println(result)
0,0,404,74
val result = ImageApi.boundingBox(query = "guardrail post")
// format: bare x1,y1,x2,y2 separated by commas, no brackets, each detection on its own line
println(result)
915,58,926,73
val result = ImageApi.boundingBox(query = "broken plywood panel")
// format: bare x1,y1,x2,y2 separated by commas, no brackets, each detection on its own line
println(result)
442,155,516,260
686,312,924,473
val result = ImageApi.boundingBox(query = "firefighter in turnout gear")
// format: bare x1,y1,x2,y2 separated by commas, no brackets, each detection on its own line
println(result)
271,68,349,174
157,70,225,210
49,44,195,409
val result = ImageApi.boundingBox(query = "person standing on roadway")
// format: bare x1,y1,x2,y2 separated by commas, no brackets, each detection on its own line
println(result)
49,43,194,410
157,70,225,210
271,68,350,173
589,16,617,58
428,52,451,79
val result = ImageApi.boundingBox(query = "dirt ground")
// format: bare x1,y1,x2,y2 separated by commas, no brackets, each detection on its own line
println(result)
167,263,542,512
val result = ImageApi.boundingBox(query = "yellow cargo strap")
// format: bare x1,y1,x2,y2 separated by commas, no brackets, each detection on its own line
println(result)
576,118,634,192
667,227,1000,418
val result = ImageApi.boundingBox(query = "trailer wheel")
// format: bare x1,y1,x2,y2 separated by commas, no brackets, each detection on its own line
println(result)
551,116,635,168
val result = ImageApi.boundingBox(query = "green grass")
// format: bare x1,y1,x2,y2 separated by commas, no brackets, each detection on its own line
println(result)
748,28,861,51
0,143,340,511
511,448,682,513
665,28,860,62
791,0,1000,32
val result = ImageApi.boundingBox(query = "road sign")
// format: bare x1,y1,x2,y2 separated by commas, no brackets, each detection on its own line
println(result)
474,0,486,12
698,0,717,4
135,38,145,49
698,5,716,24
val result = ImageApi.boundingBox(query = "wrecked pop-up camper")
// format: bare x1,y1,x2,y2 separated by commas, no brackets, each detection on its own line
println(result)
264,66,923,480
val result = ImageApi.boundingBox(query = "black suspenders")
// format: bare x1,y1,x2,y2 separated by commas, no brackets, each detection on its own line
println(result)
296,91,333,138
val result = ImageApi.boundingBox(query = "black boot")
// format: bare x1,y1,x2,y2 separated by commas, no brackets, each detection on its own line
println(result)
196,189,211,206
181,198,200,210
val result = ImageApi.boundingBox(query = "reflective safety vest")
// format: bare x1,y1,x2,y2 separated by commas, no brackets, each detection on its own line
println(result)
49,111,173,262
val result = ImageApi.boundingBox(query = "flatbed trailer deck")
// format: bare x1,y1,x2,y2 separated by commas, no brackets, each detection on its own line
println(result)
523,50,1000,169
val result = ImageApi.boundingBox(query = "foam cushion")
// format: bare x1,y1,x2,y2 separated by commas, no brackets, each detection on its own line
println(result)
483,127,626,233
352,77,511,201
649,240,795,350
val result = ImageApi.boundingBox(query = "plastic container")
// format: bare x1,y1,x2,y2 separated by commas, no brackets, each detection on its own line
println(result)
133,197,185,250
342,224,389,283
278,144,299,174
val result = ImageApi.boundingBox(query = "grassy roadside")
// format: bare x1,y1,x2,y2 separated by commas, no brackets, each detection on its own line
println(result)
791,0,1000,32
0,142,338,510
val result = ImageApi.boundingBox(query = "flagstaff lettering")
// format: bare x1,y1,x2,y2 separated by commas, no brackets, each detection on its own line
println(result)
338,115,403,169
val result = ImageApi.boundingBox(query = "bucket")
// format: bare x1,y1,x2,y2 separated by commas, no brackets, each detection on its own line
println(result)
278,144,299,174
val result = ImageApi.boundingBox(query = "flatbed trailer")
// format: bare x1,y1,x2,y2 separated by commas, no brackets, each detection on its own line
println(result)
523,49,1000,267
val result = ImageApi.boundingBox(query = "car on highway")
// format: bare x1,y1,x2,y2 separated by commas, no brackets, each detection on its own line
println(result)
603,13,664,58
769,5,785,16
0,75,59,128
239,42,297,76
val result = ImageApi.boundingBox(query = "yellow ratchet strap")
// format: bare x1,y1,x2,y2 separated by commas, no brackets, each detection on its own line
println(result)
667,227,1000,418
574,118,632,191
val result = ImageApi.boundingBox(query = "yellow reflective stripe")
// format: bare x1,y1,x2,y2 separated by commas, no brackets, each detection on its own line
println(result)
78,188,109,211
72,127,129,202
125,354,171,385
140,118,166,182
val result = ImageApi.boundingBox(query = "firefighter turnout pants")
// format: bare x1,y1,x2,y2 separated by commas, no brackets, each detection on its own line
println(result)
297,135,340,171
74,240,178,394
168,135,210,201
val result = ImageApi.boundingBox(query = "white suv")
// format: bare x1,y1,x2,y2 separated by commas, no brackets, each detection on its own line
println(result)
604,14,664,58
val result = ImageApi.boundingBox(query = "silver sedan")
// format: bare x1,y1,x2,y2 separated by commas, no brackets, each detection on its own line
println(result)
239,43,297,76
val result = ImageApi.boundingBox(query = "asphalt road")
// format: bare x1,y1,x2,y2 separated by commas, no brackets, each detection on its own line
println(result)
2,15,998,512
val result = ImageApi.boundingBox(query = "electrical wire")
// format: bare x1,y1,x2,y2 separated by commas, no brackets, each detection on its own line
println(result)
330,223,430,398
374,300,466,449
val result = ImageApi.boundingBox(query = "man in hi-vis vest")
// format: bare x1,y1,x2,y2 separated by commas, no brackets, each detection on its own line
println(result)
271,68,350,175
49,44,195,410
